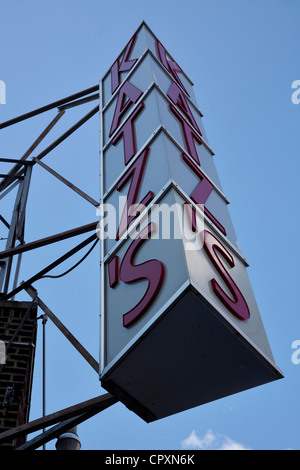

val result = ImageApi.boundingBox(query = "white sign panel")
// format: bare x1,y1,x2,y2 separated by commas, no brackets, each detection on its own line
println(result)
99,22,283,422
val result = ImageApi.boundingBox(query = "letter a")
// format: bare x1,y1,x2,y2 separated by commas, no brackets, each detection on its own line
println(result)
109,81,143,137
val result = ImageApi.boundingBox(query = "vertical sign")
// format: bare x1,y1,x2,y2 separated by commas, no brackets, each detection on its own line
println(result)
99,22,283,422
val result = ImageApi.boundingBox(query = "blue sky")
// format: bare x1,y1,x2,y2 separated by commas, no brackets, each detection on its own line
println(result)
1,0,300,450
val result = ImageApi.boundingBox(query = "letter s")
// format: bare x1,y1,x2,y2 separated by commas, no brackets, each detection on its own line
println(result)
120,222,165,327
200,230,250,321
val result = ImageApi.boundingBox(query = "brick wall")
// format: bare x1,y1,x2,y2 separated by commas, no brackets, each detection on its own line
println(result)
0,300,38,448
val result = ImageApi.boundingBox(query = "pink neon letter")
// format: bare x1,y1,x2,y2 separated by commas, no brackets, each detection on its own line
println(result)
108,255,119,288
120,222,165,328
112,102,144,166
182,153,226,235
109,81,143,137
116,147,154,239
111,35,138,94
200,230,250,321
167,82,200,134
156,40,189,95
170,104,202,164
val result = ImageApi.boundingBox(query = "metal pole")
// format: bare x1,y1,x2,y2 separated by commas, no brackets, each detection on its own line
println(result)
42,314,47,450
25,285,99,373
55,426,81,450
0,85,99,129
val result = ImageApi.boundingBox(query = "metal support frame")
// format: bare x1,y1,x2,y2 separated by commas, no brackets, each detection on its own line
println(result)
2,232,98,300
0,85,105,449
0,221,98,260
0,393,118,450
25,285,99,373
0,111,65,193
0,164,32,295
33,158,99,207
0,85,100,298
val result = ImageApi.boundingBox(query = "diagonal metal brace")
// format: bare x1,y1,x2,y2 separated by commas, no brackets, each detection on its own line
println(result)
0,393,118,448
25,284,99,373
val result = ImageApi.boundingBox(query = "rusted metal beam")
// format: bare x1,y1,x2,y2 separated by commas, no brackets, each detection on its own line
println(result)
58,92,99,110
34,105,99,162
33,158,99,206
0,166,32,294
0,158,33,165
0,174,23,179
0,393,117,445
16,412,94,450
0,85,99,129
1,165,32,295
0,221,98,260
25,284,99,373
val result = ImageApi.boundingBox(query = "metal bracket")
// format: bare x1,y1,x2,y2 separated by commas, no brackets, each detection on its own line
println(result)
2,385,15,407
